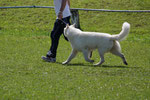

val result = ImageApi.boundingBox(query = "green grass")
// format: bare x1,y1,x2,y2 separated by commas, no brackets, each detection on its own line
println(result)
0,0,150,100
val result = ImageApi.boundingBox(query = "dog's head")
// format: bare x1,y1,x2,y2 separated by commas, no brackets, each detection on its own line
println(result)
64,24,76,37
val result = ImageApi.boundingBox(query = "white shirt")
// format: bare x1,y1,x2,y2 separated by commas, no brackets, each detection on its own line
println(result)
54,0,71,18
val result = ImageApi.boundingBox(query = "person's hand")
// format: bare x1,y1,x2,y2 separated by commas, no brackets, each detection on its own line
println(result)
58,11,63,19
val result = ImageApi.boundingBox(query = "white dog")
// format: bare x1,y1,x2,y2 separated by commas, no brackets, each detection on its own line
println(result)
62,22,130,66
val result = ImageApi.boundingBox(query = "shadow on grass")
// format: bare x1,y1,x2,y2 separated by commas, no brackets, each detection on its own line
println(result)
56,62,88,67
100,65,129,68
56,62,136,68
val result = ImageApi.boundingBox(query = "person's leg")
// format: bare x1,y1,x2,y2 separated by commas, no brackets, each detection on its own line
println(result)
49,19,65,57
42,16,71,62
50,17,71,57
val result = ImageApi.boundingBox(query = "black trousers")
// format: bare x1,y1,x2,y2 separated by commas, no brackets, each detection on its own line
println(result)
50,16,71,58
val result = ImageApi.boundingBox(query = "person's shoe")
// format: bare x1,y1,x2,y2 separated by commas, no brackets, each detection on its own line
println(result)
41,56,56,62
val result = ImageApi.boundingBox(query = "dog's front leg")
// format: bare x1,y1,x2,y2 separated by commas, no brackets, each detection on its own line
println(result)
62,49,78,65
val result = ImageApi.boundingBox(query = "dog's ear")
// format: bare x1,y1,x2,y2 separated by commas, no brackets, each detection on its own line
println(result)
66,24,69,28
70,23,76,27
72,23,76,27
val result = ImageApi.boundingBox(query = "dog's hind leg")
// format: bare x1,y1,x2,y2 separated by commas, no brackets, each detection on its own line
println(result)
94,49,105,66
62,49,78,65
111,50,128,65
110,42,128,65
83,49,94,63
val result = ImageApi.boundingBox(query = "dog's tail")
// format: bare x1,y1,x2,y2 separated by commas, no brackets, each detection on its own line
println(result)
111,22,130,41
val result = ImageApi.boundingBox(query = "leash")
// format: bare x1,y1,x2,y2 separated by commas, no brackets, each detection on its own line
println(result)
59,19,68,26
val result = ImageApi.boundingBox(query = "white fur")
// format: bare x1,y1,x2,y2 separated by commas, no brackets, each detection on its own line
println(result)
63,22,130,66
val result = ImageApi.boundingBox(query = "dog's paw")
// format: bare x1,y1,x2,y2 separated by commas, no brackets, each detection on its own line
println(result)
93,63,100,66
124,61,128,65
62,61,68,65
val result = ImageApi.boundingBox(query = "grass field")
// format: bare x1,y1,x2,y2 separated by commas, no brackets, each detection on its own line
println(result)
0,0,150,100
